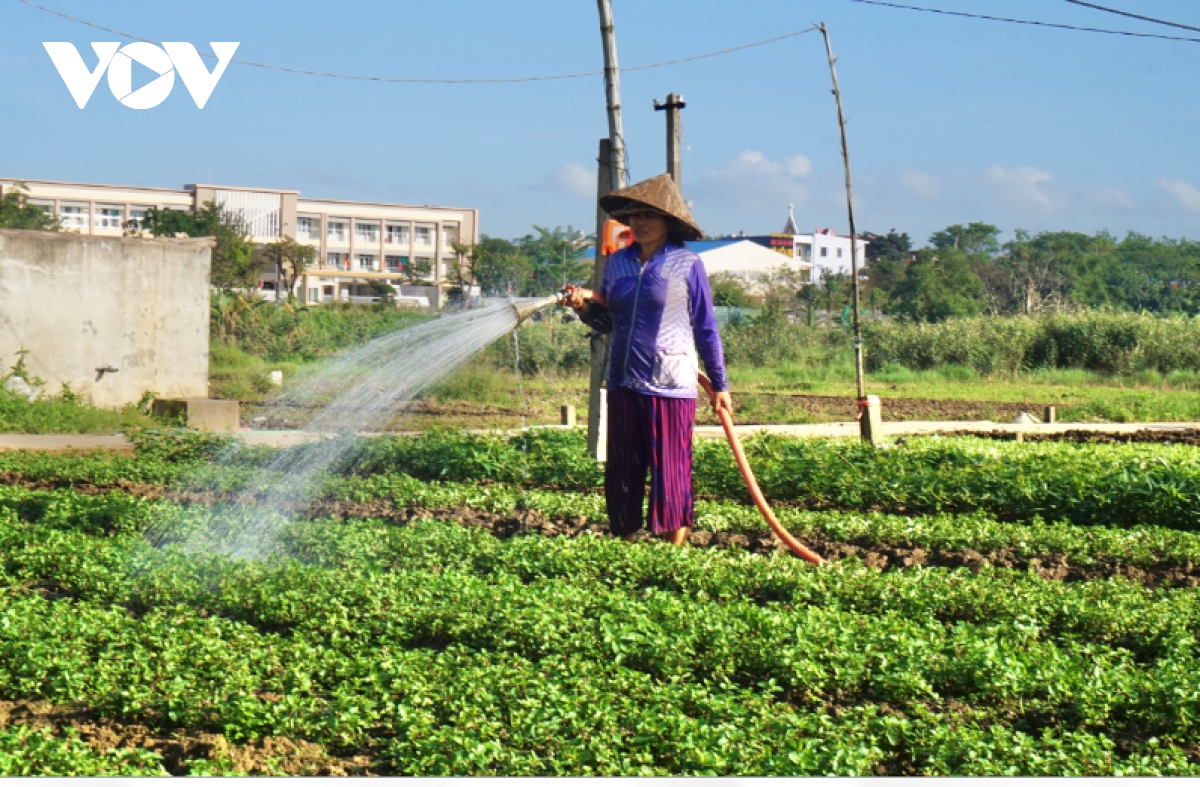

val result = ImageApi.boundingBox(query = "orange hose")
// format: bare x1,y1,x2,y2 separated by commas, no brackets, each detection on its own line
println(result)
697,372,826,565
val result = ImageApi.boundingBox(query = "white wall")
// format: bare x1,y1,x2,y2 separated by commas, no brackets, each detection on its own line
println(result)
698,240,805,293
803,232,869,277
0,229,212,408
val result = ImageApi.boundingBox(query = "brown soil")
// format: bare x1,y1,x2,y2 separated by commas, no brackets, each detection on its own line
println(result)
714,393,1048,424
942,428,1200,446
309,500,1200,589
0,699,378,776
0,472,163,499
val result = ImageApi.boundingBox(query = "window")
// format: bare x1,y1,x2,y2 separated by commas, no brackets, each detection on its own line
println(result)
308,288,320,304
327,220,348,242
355,222,379,243
414,225,433,245
386,223,409,245
358,254,376,271
327,252,347,269
820,247,828,257
386,255,407,272
442,257,458,279
128,206,149,229
413,256,434,278
297,216,318,240
59,204,87,229
95,206,122,229
442,223,459,246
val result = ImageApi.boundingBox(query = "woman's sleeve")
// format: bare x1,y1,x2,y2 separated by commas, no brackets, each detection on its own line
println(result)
577,253,615,333
688,258,728,392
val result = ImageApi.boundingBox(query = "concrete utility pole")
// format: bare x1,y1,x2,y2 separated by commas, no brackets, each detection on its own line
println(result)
588,139,613,461
654,93,686,185
590,0,627,461
817,22,880,445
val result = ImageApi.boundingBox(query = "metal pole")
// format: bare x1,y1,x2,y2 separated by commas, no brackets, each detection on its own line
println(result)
597,0,627,189
654,92,686,185
818,23,876,442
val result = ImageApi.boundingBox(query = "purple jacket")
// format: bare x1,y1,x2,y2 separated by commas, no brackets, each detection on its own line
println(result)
598,242,728,399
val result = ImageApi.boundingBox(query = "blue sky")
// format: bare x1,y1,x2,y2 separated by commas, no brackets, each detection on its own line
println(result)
2,0,1199,246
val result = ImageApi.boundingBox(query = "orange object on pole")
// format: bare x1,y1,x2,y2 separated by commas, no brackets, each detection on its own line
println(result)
601,219,633,256
697,372,826,565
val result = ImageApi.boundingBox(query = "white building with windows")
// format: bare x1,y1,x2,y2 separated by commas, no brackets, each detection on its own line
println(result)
0,177,478,307
741,205,868,282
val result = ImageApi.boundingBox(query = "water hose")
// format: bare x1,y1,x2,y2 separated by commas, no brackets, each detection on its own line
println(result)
697,372,826,565
540,288,826,564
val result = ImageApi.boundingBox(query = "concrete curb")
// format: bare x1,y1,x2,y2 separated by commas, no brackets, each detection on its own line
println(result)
2,421,1199,452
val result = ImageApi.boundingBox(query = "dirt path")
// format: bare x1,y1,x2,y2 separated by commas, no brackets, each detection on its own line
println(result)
310,500,1200,589
0,699,376,776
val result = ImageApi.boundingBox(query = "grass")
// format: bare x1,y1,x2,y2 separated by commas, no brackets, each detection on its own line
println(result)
0,389,157,434
208,343,303,402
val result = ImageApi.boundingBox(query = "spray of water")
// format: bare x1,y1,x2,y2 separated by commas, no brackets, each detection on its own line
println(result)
146,299,553,560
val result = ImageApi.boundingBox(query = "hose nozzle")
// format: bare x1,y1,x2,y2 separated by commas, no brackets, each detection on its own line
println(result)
511,294,561,325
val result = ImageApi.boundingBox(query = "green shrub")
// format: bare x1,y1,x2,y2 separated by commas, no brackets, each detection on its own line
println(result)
864,311,1200,376
218,299,428,363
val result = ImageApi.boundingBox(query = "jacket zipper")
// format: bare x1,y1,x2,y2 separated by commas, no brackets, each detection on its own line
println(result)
621,260,647,385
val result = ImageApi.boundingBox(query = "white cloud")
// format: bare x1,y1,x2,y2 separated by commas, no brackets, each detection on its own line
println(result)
698,150,813,212
547,162,594,200
785,154,813,178
1157,177,1200,213
1083,184,1135,211
899,170,941,200
983,165,1067,214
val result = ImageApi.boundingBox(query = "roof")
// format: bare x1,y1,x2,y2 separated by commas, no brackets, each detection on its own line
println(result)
781,204,800,235
581,238,741,259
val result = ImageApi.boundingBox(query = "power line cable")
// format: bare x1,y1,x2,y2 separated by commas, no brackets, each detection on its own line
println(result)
1062,0,1200,35
18,0,815,84
848,0,1200,44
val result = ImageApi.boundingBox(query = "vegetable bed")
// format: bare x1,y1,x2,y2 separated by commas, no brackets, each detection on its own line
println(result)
0,430,1198,775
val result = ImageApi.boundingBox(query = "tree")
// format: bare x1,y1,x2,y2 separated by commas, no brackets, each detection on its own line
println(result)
456,236,531,295
138,200,257,291
817,268,852,320
516,225,592,295
862,229,911,264
0,184,58,231
929,222,1001,257
261,236,316,303
709,273,752,308
861,229,911,313
889,248,985,322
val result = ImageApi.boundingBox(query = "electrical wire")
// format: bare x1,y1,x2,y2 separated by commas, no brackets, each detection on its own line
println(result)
1062,0,1200,35
18,0,815,84
848,0,1200,44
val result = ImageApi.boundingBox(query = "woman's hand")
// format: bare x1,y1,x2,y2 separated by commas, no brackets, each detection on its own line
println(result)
711,390,733,417
561,284,591,312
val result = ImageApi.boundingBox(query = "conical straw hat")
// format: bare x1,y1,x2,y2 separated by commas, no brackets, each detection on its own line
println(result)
599,174,703,241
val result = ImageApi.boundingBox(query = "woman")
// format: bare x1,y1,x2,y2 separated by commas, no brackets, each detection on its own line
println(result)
565,174,731,547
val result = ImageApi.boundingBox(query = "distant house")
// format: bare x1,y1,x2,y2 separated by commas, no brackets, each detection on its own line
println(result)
580,206,868,291
739,205,868,279
685,239,800,292
582,237,798,294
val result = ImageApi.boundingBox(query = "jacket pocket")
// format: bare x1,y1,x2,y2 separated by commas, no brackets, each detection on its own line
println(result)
651,351,696,389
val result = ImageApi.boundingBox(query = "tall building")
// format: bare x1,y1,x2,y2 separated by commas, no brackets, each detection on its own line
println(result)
0,177,479,306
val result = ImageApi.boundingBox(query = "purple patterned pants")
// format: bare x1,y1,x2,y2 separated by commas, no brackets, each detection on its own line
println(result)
606,386,697,536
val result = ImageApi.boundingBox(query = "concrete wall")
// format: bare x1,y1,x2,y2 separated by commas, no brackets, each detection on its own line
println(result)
0,229,212,409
